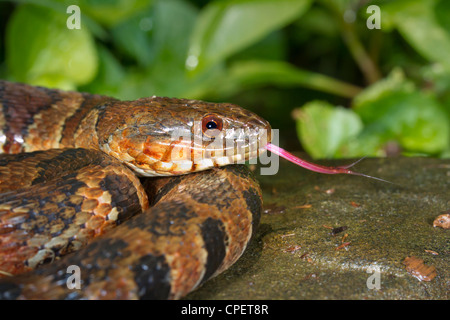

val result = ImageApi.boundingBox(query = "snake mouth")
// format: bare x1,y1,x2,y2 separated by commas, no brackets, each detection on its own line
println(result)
201,125,271,166
104,115,272,177
209,142,268,166
117,128,271,176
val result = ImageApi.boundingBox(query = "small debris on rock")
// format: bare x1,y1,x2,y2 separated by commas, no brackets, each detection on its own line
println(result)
403,256,437,282
283,245,302,253
350,201,361,208
292,204,312,209
331,226,348,236
335,241,351,251
299,252,309,259
263,203,286,215
280,233,295,238
424,249,439,256
433,213,450,229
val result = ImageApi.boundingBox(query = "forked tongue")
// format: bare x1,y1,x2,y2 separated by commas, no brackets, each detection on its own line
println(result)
265,143,391,184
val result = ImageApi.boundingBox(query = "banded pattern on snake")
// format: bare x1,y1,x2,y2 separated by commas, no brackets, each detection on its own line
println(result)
0,80,270,299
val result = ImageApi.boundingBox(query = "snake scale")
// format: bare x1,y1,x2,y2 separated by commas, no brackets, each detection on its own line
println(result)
0,80,271,299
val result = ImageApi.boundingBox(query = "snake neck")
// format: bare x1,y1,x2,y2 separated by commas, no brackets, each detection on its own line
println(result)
72,103,115,152
0,80,114,154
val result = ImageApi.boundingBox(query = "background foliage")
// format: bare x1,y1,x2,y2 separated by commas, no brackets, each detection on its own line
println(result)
1,0,449,159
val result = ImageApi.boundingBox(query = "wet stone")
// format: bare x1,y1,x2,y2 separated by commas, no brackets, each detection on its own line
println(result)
186,156,449,300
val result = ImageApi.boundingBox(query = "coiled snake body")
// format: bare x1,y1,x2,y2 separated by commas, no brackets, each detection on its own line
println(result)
0,81,270,299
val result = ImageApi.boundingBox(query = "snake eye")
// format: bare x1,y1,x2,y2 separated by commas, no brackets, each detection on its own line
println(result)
202,114,223,137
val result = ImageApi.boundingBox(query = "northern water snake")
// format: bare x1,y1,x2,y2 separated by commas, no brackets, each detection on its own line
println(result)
0,80,270,299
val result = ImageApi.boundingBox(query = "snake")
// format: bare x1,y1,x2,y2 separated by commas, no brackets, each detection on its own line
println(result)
0,80,271,299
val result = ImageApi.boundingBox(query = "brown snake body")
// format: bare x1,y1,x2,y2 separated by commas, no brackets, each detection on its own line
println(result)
0,80,270,299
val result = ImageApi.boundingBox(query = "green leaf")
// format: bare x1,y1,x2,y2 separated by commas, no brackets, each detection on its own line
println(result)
105,0,222,100
294,101,363,159
214,59,362,98
435,0,450,33
141,0,201,97
110,8,156,67
110,0,196,69
77,0,153,27
353,70,450,154
352,68,414,122
6,4,98,89
79,45,125,97
187,0,312,72
384,0,450,68
230,30,287,62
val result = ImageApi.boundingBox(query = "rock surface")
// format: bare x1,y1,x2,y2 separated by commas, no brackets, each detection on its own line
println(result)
186,156,449,300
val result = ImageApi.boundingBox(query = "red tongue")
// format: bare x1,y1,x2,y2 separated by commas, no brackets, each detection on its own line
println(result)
265,143,391,184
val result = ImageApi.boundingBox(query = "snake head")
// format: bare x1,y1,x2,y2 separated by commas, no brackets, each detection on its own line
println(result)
90,97,271,176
